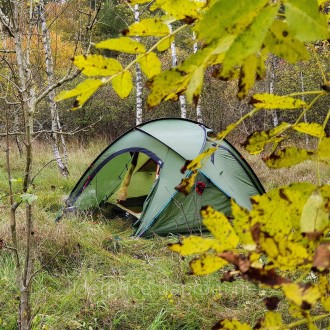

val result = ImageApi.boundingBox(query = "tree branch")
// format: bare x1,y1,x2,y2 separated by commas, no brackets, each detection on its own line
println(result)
35,70,80,105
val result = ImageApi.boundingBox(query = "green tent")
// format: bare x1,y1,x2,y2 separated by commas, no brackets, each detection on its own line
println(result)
65,118,264,237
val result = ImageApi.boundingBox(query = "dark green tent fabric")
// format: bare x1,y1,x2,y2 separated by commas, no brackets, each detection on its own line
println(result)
65,118,265,237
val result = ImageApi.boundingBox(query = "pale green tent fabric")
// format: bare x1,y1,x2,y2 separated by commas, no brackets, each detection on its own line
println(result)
65,118,264,237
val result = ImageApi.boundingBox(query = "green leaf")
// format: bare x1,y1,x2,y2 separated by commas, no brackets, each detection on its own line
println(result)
111,71,133,99
196,0,269,44
221,4,279,78
318,137,330,161
150,0,207,21
264,21,310,63
21,193,38,205
237,54,257,99
55,79,103,110
293,122,325,137
73,55,123,77
264,147,314,168
250,93,307,109
190,254,228,275
242,122,291,154
285,0,329,42
137,52,161,78
95,37,146,54
185,65,204,105
123,18,169,37
300,189,329,235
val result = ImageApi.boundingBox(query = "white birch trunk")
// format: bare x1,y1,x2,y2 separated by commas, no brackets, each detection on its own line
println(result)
168,23,187,118
300,71,309,148
39,0,69,176
134,5,143,125
193,31,203,123
269,56,278,127
0,3,36,328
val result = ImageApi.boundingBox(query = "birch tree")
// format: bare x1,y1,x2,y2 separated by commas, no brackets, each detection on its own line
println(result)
192,31,203,123
38,0,69,176
134,4,143,125
0,1,96,328
168,22,187,118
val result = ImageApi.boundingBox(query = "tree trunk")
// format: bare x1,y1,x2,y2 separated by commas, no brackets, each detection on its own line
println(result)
134,5,143,125
38,0,69,176
193,31,203,123
300,71,309,148
269,56,278,127
168,23,186,118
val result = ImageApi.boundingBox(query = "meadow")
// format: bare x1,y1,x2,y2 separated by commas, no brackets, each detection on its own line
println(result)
0,138,329,329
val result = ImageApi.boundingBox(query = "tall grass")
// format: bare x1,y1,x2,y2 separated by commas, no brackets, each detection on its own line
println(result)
0,138,329,329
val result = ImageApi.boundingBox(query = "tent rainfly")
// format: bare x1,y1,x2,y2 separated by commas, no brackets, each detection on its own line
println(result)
65,118,265,237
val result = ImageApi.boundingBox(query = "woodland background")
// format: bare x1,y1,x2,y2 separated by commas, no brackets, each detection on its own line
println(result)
0,0,329,329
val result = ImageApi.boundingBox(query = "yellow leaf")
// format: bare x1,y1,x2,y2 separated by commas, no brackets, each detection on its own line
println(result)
182,148,216,172
137,52,161,79
318,137,330,161
282,283,321,309
168,236,218,256
175,171,198,195
201,206,239,250
250,93,307,109
247,183,319,269
237,54,257,99
216,123,236,140
242,122,291,154
156,35,174,52
123,18,169,37
147,69,189,108
319,274,330,311
73,55,122,77
215,319,252,330
150,0,207,21
190,254,228,275
300,189,329,235
293,122,325,138
264,147,313,168
111,71,133,99
95,37,146,54
231,201,255,247
259,311,283,328
55,79,103,110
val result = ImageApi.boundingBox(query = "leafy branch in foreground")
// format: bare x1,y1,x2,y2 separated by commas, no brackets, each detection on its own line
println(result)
55,0,329,328
56,0,329,109
169,183,330,329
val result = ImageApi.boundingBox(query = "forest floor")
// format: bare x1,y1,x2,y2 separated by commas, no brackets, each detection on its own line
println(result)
0,139,329,329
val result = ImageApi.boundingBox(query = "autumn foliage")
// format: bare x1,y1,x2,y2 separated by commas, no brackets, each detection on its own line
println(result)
56,0,330,328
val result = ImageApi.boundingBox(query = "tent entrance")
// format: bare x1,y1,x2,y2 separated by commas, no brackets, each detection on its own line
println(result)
107,152,159,218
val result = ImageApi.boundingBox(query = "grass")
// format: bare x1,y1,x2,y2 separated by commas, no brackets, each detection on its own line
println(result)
0,139,329,329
